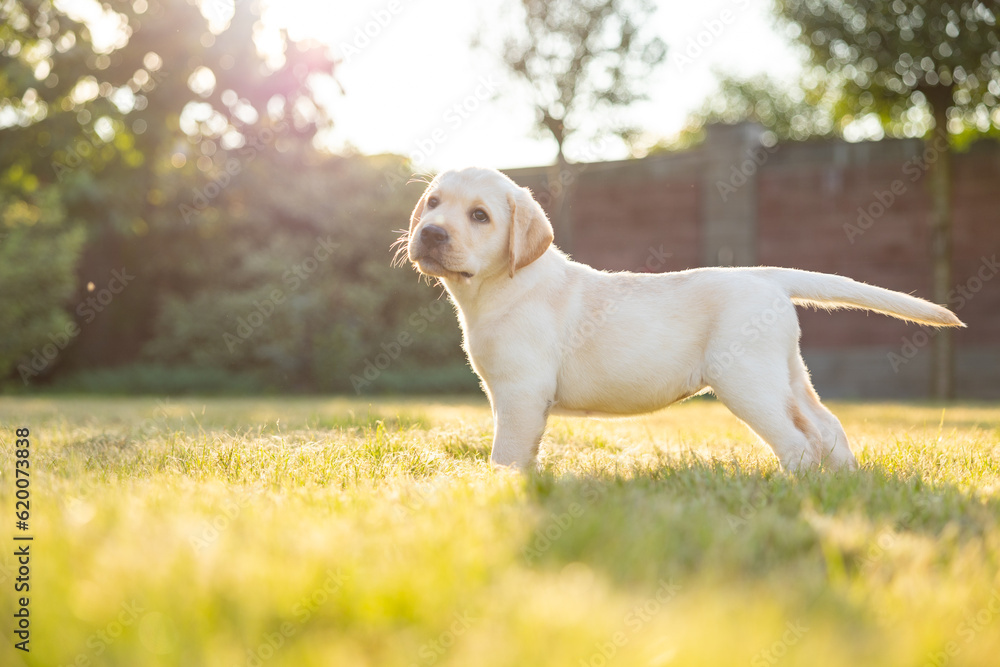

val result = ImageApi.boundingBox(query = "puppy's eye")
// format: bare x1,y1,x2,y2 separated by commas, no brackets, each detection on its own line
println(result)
427,196,440,209
471,208,489,223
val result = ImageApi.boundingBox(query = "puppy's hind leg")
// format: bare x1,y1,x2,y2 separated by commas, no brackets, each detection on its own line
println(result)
709,355,824,472
790,353,858,471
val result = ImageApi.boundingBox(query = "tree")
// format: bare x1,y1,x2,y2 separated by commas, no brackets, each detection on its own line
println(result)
1,0,336,184
492,0,666,248
0,187,85,382
651,69,845,152
773,0,1000,399
137,149,474,394
0,0,337,379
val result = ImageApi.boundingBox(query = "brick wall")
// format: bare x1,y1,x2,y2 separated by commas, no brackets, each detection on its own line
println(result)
504,125,1000,399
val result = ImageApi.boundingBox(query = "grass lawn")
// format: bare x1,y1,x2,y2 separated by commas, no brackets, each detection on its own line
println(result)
1,396,999,666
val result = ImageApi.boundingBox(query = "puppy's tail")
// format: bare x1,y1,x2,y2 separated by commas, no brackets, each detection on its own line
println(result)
763,268,965,327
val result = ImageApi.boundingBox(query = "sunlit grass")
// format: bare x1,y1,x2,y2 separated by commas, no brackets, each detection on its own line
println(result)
1,397,998,666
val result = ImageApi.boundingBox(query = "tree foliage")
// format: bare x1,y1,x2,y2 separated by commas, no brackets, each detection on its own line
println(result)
0,0,336,181
0,187,84,379
496,0,666,158
776,0,1000,143
675,2,999,146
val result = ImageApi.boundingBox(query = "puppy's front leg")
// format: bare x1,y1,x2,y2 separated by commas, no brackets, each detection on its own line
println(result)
487,383,552,469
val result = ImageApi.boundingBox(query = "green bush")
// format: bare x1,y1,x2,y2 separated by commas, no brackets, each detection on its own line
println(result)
129,153,470,394
0,142,474,394
0,187,84,382
51,363,276,395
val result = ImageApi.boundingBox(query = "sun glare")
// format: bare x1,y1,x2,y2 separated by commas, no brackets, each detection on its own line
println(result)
258,0,509,168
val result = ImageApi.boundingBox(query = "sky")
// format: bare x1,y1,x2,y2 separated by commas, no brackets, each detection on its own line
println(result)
261,0,806,170
50,0,807,171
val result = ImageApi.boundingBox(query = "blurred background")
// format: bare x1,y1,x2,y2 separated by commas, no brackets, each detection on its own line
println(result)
1,0,998,399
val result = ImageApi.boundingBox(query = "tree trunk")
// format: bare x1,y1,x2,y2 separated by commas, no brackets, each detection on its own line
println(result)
546,141,575,253
927,94,954,400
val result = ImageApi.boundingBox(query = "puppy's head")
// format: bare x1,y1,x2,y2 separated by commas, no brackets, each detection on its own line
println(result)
406,168,553,282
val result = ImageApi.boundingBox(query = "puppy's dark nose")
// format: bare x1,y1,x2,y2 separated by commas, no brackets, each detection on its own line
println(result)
420,224,449,246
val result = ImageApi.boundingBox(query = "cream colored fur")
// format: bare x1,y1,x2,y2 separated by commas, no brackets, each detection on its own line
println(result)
406,167,965,471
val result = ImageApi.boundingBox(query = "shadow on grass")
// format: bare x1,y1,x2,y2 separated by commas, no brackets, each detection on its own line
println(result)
517,461,1000,588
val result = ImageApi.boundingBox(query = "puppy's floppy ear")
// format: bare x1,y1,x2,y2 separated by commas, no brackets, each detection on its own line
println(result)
409,189,429,236
506,187,554,278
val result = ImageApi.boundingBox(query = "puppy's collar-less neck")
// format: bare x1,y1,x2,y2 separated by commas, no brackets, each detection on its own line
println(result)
441,247,566,317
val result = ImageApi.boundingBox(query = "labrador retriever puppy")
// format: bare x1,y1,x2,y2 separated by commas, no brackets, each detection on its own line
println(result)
405,167,964,471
